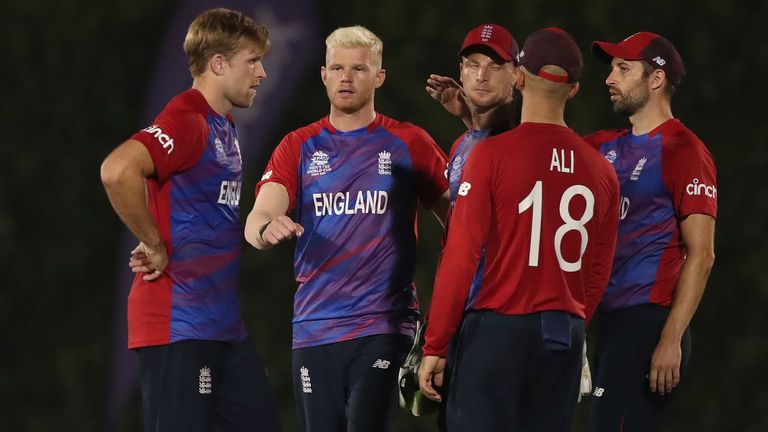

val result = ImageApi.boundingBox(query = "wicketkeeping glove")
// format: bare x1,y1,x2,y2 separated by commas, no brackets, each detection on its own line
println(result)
398,321,439,416
579,337,592,402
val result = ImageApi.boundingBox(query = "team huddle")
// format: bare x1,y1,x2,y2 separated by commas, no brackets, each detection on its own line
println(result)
100,7,717,432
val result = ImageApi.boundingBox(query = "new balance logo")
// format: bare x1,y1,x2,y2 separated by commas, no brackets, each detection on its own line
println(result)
199,366,212,394
372,359,391,369
458,182,472,196
593,387,605,397
300,366,312,394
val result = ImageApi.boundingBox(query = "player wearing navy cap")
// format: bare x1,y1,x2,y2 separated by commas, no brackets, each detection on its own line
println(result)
245,25,448,432
100,8,280,432
585,32,717,431
419,28,620,431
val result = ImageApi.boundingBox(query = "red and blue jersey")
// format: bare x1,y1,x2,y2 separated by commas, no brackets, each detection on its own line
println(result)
585,119,717,312
257,114,448,349
424,123,620,357
446,129,492,309
127,89,247,349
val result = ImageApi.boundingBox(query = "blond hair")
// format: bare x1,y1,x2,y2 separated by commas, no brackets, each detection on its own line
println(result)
183,8,270,77
325,26,383,68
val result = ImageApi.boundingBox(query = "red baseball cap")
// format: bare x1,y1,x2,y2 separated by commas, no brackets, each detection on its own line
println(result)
592,32,686,85
459,23,518,62
518,27,583,83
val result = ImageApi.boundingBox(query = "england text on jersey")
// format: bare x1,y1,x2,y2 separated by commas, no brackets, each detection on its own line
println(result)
312,190,388,216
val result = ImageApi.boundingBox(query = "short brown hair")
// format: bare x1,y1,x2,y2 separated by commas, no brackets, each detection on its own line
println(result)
183,8,270,77
641,61,676,99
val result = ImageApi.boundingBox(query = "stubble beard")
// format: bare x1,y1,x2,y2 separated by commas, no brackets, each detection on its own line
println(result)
612,83,651,117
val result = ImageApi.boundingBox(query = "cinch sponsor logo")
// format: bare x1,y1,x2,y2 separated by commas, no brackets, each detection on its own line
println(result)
142,124,174,154
686,178,717,199
218,180,241,206
312,190,388,216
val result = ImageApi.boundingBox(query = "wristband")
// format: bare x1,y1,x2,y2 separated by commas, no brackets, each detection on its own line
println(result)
258,221,271,242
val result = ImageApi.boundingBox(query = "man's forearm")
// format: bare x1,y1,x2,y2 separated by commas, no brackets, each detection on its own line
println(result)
660,252,714,344
244,209,274,250
102,165,161,247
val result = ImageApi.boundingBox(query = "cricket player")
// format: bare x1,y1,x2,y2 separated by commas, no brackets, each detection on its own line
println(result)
586,32,717,431
419,27,620,431
100,8,280,432
244,25,449,432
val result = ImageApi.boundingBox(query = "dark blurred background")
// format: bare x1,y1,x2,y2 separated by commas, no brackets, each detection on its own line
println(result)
2,0,766,430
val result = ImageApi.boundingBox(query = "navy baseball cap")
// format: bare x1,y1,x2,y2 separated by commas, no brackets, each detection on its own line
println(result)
459,23,518,62
518,27,583,83
592,32,686,85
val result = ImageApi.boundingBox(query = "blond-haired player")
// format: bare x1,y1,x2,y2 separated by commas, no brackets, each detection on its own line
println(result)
245,25,448,431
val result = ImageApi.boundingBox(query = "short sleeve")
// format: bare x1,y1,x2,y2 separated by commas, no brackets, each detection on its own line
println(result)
663,137,718,219
582,129,625,151
131,114,206,183
255,132,301,214
408,127,449,208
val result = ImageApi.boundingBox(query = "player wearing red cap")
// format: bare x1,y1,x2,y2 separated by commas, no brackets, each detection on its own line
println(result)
406,22,521,426
418,28,620,431
586,32,717,431
431,24,520,233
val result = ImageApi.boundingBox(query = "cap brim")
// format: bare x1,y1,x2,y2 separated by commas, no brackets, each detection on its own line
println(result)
591,41,644,63
459,43,514,62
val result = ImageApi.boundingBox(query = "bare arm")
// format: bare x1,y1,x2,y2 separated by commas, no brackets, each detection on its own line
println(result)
100,139,167,280
244,182,303,250
649,213,716,394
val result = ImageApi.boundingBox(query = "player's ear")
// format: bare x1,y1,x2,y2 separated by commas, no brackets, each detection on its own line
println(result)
510,65,519,88
374,68,386,88
209,54,226,76
514,68,525,91
650,69,665,92
567,82,580,99
320,66,327,86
